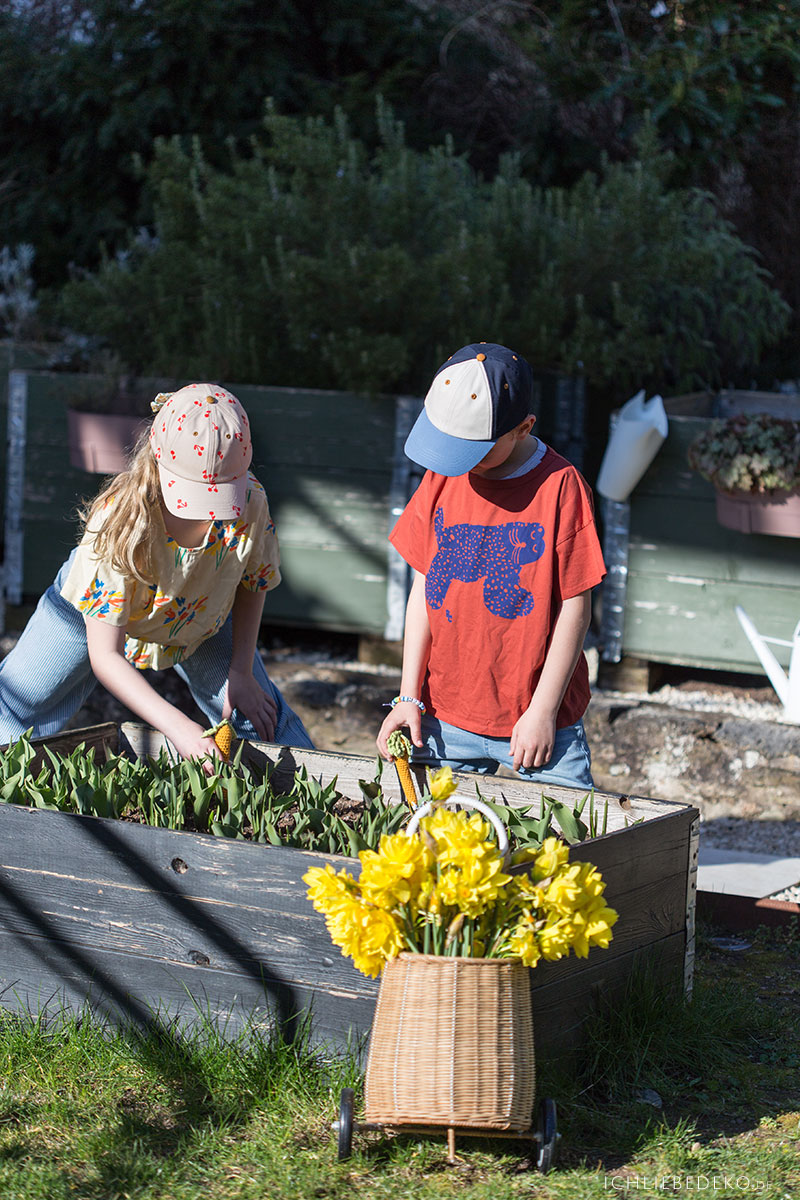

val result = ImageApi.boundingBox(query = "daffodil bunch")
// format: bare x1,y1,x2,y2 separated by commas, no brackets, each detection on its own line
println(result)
303,769,618,978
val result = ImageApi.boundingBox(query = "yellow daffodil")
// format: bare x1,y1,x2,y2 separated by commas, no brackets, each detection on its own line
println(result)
542,867,585,915
326,898,404,978
414,874,445,917
304,775,617,976
508,872,546,905
358,831,431,908
533,836,570,882
586,904,618,949
537,914,574,961
506,925,543,968
426,764,457,802
302,864,358,914
437,855,512,919
424,807,503,871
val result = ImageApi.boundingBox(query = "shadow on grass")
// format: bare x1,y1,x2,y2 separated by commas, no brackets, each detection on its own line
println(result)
0,1004,362,1199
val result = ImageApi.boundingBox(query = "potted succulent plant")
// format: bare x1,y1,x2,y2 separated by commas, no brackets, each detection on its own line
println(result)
687,411,800,537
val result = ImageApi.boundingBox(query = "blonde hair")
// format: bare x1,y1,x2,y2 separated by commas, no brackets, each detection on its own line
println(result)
78,427,162,586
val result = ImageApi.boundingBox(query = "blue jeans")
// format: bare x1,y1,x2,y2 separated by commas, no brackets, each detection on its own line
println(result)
412,713,594,790
0,549,313,749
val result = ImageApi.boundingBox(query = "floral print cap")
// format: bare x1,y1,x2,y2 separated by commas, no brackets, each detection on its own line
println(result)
150,383,253,519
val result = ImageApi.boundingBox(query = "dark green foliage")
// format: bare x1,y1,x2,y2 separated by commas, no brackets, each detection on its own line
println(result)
486,2,800,175
433,0,800,379
0,0,449,286
5,1,800,386
58,106,789,397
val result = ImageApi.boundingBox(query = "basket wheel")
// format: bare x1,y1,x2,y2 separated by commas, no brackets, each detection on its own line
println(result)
535,1097,559,1174
337,1087,355,1161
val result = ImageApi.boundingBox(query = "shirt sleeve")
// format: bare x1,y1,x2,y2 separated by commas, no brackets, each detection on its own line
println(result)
389,472,437,574
59,530,133,626
239,476,282,592
553,469,607,601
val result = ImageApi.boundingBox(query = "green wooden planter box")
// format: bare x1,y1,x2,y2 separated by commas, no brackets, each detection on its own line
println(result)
602,391,800,674
0,723,699,1062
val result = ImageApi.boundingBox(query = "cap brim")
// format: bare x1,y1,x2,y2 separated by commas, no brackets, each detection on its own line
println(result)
158,463,249,521
404,408,494,476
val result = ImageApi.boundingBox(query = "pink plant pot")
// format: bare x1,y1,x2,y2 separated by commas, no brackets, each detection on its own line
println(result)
715,488,800,538
67,409,150,474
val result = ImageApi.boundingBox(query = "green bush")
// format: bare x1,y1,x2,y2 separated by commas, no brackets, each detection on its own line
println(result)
57,103,789,397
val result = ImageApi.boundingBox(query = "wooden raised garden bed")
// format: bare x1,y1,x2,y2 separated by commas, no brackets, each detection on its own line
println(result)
0,723,699,1062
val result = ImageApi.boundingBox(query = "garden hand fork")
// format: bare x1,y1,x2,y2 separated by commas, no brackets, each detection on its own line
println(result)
734,605,800,723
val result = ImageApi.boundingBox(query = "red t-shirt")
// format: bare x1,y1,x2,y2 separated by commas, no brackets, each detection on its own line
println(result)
390,446,606,736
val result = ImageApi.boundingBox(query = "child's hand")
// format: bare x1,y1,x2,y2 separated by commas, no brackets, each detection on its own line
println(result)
377,703,424,760
167,717,225,770
510,706,556,771
223,670,278,742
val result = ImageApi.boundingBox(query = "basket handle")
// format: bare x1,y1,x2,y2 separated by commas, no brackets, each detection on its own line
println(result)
406,796,510,865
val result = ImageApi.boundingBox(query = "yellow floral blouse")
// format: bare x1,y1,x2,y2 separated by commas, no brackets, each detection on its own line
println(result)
60,474,280,669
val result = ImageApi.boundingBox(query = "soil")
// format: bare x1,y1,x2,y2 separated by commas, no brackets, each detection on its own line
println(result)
40,625,800,856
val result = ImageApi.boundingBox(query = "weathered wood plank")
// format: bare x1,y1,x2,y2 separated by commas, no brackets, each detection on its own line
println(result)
264,471,393,541
568,806,696,886
0,843,372,1004
622,574,796,671
238,385,397,471
13,372,402,633
528,932,687,1063
0,929,376,1047
0,916,686,1061
628,500,800,582
0,792,694,917
0,922,686,1062
262,545,389,633
617,406,800,672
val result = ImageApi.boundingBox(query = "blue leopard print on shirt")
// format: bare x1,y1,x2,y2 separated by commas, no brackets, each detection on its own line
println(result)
426,507,545,619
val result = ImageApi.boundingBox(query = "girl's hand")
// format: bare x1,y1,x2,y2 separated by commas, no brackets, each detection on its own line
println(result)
223,669,278,742
166,718,225,767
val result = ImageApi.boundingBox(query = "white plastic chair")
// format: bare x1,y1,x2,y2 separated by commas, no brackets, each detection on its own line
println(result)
735,605,800,723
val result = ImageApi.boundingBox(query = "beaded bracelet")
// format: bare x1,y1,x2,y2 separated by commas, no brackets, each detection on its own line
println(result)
390,695,427,715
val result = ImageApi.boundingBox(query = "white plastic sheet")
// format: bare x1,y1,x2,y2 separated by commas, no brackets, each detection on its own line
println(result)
596,390,669,502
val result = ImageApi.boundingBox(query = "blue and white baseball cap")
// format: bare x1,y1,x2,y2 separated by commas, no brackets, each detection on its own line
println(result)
404,343,535,476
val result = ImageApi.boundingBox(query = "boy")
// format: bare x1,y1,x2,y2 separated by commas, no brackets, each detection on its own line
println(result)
376,342,606,788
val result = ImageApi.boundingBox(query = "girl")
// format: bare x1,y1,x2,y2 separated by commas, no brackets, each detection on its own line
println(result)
0,382,313,759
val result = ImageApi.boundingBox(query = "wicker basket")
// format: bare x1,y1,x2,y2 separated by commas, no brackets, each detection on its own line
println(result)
364,953,535,1131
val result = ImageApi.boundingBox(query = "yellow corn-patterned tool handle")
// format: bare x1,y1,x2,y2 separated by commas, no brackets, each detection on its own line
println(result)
387,730,417,809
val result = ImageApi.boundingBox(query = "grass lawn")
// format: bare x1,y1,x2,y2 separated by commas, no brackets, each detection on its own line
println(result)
0,921,798,1200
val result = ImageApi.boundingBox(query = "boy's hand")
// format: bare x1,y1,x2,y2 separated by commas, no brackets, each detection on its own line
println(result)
377,702,424,760
510,705,556,771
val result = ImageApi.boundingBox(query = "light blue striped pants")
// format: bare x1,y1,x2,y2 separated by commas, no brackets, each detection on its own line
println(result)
0,551,314,748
